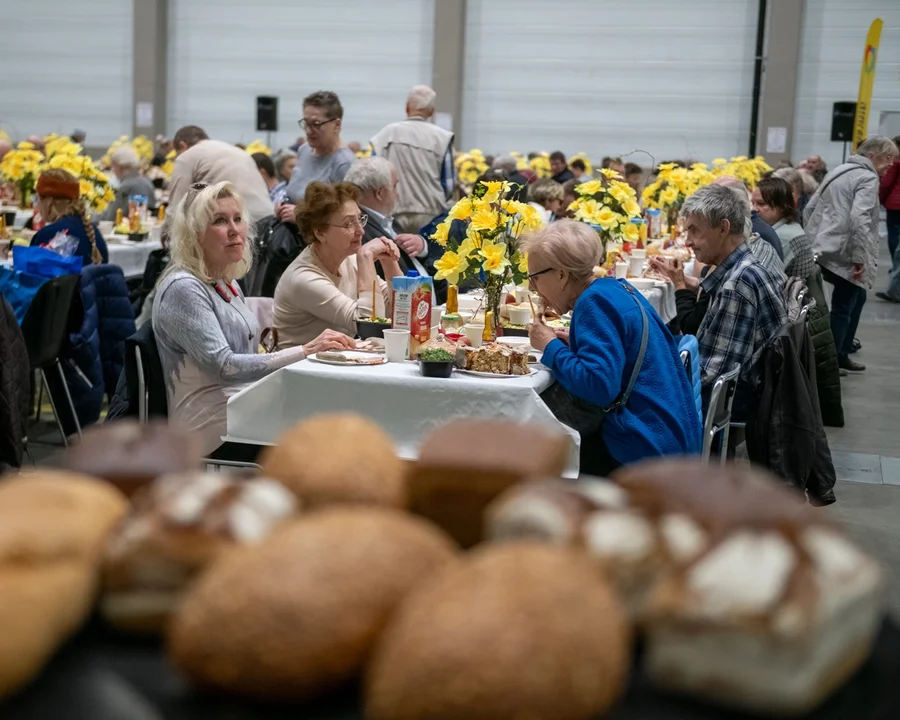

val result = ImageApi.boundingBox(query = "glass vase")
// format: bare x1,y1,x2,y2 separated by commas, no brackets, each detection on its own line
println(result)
484,274,505,339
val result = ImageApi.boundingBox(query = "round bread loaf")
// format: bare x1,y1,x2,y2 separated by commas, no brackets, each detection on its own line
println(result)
260,414,406,509
168,507,457,701
67,420,203,497
365,542,631,720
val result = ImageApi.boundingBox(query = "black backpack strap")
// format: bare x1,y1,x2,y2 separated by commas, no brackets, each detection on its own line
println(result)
602,281,649,413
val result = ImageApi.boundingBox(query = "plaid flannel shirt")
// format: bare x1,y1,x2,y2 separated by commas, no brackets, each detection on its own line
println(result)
697,244,787,388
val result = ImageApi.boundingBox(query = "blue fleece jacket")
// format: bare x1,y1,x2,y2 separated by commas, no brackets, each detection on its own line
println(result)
31,214,109,267
541,279,702,465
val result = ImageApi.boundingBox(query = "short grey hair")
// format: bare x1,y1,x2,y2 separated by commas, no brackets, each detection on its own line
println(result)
110,145,140,169
797,169,819,194
492,155,517,173
773,167,802,193
272,147,295,174
681,184,750,239
528,178,564,206
407,85,436,111
344,156,393,193
858,135,899,160
521,220,604,284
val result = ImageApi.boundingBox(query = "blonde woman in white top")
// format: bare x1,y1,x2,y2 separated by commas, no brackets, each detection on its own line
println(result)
273,181,402,349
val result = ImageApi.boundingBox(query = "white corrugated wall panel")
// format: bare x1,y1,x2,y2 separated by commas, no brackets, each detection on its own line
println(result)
0,0,133,147
461,0,759,163
167,0,435,149
793,0,900,169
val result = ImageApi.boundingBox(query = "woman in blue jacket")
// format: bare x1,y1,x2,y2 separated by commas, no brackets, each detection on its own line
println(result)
31,168,108,267
524,220,701,476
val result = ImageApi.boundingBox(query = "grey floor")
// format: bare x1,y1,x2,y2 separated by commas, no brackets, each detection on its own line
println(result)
25,239,900,613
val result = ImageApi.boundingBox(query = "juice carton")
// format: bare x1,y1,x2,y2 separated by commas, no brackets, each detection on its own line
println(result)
392,271,433,357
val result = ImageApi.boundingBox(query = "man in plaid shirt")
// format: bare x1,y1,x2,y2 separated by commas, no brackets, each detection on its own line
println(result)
681,184,787,419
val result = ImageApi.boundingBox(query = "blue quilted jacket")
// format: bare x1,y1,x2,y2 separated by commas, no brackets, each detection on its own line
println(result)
678,335,703,426
63,265,135,430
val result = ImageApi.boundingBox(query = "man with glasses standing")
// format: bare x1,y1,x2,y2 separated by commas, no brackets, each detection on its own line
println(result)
285,91,357,203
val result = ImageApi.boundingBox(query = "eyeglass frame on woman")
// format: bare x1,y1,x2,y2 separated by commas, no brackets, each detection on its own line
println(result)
527,266,554,290
298,117,338,132
325,214,368,231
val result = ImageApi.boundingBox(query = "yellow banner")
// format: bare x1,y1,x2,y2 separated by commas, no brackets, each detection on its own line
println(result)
852,18,884,151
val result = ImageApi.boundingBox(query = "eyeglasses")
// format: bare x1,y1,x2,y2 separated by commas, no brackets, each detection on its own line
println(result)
326,214,368,231
298,117,337,132
527,267,554,281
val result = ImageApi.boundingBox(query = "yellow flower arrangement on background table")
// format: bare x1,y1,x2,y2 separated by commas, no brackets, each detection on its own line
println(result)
570,152,593,176
0,141,44,208
529,152,551,179
569,168,644,247
431,180,544,336
45,152,115,214
244,139,271,156
355,144,374,159
455,149,489,188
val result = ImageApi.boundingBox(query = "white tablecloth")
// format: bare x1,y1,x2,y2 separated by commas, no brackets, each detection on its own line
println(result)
226,358,580,476
1,238,162,280
106,238,162,279
638,283,677,323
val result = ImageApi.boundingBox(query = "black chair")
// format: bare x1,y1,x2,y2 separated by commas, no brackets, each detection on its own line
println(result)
131,324,260,470
20,274,84,446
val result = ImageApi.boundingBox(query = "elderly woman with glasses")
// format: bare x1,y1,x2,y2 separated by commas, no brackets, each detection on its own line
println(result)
153,181,355,455
273,181,402,348
524,220,701,475
285,90,358,202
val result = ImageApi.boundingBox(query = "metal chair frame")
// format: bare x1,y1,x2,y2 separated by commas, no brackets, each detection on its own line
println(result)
702,363,741,465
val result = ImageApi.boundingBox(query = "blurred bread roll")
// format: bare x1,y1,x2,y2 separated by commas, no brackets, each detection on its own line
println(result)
168,508,456,701
0,471,127,697
261,414,406,509
67,420,202,497
366,543,630,720
102,471,297,634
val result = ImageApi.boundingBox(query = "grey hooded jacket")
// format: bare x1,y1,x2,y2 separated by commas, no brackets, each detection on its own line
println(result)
804,154,881,289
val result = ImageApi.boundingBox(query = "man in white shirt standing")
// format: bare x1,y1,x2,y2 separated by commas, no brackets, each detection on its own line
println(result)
344,157,447,304
371,85,455,235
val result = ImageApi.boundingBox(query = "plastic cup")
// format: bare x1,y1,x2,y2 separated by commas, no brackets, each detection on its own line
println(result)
464,324,485,348
98,220,114,236
615,261,629,279
431,305,442,328
382,329,410,362
630,256,645,278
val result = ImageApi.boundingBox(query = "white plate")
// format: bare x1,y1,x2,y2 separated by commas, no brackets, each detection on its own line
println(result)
308,351,387,367
627,278,661,291
456,367,535,379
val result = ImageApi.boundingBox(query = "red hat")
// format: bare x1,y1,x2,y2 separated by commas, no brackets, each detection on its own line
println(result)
36,171,79,201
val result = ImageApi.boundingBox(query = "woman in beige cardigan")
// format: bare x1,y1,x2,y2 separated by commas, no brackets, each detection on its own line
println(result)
273,182,402,348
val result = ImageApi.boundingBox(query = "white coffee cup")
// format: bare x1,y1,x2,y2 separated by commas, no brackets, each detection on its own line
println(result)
515,286,530,304
508,305,532,325
431,305,442,328
630,256,645,278
382,329,410,362
631,248,647,259
458,310,474,325
464,324,485,348
615,261,629,279
98,220,114,236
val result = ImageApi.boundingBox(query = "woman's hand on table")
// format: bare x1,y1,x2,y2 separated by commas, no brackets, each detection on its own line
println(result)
527,313,557,352
302,329,356,357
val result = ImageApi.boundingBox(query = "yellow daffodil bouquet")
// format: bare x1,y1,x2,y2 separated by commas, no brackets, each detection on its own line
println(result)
569,168,644,245
711,155,772,189
101,135,156,168
455,149,488,188
571,152,593,176
355,144,374,159
529,152,552,179
245,139,271,156
510,151,530,171
0,141,45,207
431,179,544,334
642,162,715,228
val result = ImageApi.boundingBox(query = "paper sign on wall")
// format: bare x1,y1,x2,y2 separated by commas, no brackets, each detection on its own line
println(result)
136,102,154,127
766,126,787,154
